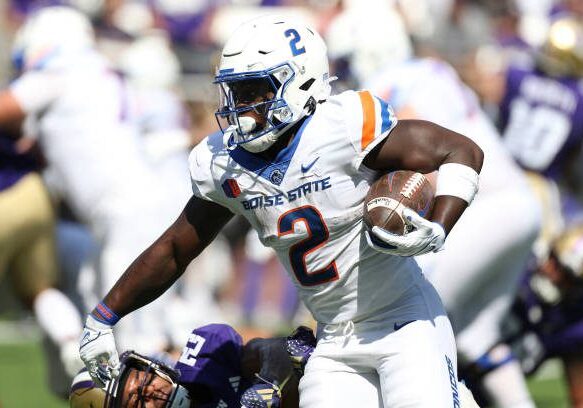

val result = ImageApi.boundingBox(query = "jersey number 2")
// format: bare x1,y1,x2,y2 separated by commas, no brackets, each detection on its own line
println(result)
278,205,338,286
285,29,306,56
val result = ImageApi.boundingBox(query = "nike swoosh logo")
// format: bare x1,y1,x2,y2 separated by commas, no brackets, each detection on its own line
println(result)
80,331,102,349
393,320,415,331
301,157,320,173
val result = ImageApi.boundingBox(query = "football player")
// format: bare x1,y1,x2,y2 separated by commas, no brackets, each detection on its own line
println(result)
0,6,201,355
325,4,541,407
492,223,583,408
498,14,583,259
71,323,304,408
0,127,83,386
79,14,483,407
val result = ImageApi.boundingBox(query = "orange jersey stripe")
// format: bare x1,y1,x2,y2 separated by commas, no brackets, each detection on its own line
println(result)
358,90,376,150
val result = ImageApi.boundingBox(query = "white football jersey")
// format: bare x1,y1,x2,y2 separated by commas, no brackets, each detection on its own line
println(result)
190,90,425,324
10,51,161,223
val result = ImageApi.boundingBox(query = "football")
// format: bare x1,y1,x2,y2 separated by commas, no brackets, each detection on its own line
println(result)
363,170,434,235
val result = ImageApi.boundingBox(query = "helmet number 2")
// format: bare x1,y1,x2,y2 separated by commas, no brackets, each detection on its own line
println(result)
278,205,339,286
285,29,306,56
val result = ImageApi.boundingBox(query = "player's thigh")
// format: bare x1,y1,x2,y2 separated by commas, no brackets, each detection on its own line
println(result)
1,174,57,300
10,228,58,301
299,355,382,408
0,174,43,262
378,316,459,408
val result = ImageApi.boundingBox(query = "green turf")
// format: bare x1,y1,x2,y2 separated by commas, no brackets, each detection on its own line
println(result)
0,341,68,408
528,375,569,408
0,340,571,407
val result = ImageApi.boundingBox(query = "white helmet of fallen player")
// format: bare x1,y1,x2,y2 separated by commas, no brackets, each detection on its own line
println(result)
11,6,95,72
214,14,331,153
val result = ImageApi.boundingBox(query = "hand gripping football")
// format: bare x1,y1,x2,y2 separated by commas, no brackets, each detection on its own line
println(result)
363,170,434,235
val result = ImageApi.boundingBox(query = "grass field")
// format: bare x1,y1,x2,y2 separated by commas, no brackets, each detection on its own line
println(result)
0,340,571,407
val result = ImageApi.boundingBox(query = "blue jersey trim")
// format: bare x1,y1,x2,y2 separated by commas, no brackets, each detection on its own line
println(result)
376,96,394,134
228,116,312,185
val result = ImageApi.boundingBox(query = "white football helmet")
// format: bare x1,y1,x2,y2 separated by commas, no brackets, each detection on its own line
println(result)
11,6,95,72
214,15,331,153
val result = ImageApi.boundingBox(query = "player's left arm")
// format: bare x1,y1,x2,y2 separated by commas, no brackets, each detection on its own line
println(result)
363,119,484,235
240,337,298,408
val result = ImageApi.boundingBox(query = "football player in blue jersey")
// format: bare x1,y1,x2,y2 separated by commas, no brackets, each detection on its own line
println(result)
71,323,311,407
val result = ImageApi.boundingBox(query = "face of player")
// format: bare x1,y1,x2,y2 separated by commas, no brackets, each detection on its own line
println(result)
120,367,174,408
228,77,276,128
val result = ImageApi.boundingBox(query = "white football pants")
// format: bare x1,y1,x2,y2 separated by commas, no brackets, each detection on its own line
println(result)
299,279,460,407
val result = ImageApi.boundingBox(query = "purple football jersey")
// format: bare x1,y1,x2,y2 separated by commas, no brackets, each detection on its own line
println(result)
512,266,583,356
499,66,583,180
174,324,250,408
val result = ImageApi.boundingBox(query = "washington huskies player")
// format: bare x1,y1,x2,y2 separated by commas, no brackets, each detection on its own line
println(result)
497,223,583,407
0,6,194,355
498,14,583,259
79,15,483,407
325,5,541,407
71,323,303,407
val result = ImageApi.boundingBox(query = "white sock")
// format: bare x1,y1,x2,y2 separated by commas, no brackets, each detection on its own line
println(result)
482,359,536,408
33,288,82,344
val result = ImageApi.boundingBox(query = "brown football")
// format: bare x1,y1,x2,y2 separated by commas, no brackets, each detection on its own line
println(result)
363,170,434,235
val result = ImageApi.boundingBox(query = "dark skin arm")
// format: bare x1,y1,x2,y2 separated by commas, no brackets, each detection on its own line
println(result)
363,119,484,234
100,195,234,318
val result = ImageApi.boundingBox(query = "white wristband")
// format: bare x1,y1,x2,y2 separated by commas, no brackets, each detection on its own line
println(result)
435,163,479,204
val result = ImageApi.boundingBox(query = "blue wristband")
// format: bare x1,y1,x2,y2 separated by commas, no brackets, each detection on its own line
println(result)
92,301,120,325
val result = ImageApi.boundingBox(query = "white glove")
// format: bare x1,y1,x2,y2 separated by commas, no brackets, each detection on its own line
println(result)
79,314,120,387
366,208,446,256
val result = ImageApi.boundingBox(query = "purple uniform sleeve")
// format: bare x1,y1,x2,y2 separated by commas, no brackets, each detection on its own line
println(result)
174,323,250,408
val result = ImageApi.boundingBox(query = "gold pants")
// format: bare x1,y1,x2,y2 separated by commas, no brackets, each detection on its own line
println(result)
0,173,58,302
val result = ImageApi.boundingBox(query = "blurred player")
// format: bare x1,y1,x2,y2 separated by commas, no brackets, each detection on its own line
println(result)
488,223,583,407
326,4,540,407
0,6,194,355
71,323,301,408
498,13,583,259
0,127,83,385
79,14,483,407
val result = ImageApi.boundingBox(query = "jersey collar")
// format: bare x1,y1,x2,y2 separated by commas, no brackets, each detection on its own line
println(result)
228,116,312,185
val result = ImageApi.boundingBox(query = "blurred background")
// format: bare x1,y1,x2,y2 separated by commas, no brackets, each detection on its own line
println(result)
1,0,583,406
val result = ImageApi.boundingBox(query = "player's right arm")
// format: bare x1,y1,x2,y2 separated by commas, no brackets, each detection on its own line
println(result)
79,195,233,386
103,195,233,315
